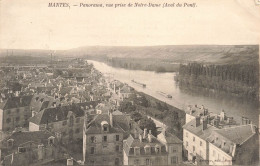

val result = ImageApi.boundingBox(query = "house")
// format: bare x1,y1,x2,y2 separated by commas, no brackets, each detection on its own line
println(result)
118,85,132,99
207,124,258,165
0,130,60,166
183,116,218,164
123,127,182,165
28,104,86,144
182,105,254,165
83,111,131,165
0,95,33,132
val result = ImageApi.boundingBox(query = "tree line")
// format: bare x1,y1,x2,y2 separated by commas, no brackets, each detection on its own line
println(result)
176,63,259,100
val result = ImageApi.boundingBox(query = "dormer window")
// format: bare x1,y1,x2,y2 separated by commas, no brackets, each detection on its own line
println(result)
7,139,14,147
144,145,151,154
18,147,26,153
101,121,109,132
134,147,140,155
103,135,107,142
90,136,96,143
155,145,161,154
48,136,55,146
104,126,107,131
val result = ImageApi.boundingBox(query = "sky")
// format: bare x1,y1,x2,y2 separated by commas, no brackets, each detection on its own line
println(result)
0,0,260,50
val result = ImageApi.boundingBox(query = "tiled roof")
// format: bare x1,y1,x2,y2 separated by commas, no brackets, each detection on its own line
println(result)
124,134,168,156
85,113,130,134
29,104,85,125
1,130,54,152
183,119,218,140
214,124,256,145
0,95,33,110
163,132,182,144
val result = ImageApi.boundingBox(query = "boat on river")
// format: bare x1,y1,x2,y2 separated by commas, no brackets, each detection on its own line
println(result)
131,79,146,88
156,91,172,98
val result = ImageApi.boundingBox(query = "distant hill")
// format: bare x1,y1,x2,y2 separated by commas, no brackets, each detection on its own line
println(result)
0,45,258,64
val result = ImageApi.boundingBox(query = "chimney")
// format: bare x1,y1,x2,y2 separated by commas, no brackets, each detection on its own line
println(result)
114,83,116,93
195,116,200,127
134,128,138,139
214,116,220,128
139,134,143,143
202,118,207,131
148,130,152,143
38,144,44,160
143,128,148,138
67,158,73,166
109,112,113,127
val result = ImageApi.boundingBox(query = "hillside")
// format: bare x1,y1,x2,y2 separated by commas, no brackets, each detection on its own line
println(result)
0,45,258,65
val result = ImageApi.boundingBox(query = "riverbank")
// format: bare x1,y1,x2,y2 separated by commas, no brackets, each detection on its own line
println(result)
87,57,179,72
118,87,185,139
89,60,258,125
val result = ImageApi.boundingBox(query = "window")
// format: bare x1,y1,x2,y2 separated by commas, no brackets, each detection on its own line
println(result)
16,117,20,121
6,118,11,123
200,141,203,146
116,145,120,152
90,147,95,154
145,146,151,154
69,116,74,127
90,160,95,164
7,139,13,147
103,126,108,132
186,141,188,147
115,158,119,166
18,147,26,153
186,132,188,137
90,136,96,143
103,135,107,142
75,128,80,133
171,156,178,164
156,147,160,153
48,137,54,145
62,121,67,126
193,146,195,152
134,147,140,155
146,159,150,165
116,135,119,141
134,159,139,165
155,158,160,165
193,136,195,142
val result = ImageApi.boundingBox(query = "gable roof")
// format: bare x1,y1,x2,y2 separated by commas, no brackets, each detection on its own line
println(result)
0,95,33,110
214,124,256,145
29,104,85,125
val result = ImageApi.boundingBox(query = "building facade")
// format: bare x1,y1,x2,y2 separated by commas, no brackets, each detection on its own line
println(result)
83,111,131,165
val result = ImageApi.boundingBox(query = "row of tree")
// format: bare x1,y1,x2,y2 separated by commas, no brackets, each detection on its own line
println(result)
176,63,259,100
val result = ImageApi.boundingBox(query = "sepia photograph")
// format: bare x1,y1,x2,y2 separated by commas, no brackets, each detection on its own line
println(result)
0,0,259,165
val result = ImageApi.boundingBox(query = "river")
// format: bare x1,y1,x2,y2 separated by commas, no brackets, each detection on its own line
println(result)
88,60,258,125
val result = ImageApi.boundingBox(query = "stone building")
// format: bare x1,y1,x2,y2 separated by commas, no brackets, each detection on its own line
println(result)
28,103,91,144
123,128,182,165
0,95,33,132
0,130,60,166
83,111,131,165
207,124,258,165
